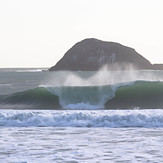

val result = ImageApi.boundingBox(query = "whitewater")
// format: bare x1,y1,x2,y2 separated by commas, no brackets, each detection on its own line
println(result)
1,68,163,162
1,109,163,128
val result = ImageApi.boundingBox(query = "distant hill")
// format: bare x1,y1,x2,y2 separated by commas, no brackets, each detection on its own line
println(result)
49,38,161,71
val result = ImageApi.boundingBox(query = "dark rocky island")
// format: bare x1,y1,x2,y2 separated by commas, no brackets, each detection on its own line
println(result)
49,38,162,71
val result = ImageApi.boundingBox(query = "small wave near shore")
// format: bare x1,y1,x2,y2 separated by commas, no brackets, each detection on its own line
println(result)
0,109,163,127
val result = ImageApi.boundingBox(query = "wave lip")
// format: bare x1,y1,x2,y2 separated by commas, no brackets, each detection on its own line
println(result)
0,110,163,127
46,85,116,109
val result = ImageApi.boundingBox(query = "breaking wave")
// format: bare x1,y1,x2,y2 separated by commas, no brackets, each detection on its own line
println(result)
0,81,163,109
0,110,163,127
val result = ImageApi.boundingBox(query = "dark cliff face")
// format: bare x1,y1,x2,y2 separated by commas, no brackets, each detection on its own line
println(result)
49,38,153,71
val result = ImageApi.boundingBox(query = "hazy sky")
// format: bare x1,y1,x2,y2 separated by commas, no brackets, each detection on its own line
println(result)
0,0,163,68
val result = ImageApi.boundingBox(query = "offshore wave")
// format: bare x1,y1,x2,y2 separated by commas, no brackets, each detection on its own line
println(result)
0,110,163,127
106,81,163,109
0,81,163,109
0,87,60,109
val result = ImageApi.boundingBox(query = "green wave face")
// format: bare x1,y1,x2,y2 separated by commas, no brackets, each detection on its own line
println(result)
105,81,163,109
0,85,116,109
0,87,60,109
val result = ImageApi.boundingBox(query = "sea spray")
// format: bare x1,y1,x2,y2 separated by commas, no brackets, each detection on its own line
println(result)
43,69,163,88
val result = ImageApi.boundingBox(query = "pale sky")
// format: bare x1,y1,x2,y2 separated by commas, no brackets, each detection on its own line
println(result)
0,0,163,68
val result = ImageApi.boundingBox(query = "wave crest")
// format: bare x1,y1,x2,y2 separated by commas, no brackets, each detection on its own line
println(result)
1,81,163,109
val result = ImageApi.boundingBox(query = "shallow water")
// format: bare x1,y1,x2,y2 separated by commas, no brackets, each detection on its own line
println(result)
0,127,163,163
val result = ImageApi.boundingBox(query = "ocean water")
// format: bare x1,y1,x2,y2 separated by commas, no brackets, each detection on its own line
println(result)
0,68,163,163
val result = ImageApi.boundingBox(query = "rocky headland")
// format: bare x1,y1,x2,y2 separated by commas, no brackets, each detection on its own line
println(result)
49,38,162,71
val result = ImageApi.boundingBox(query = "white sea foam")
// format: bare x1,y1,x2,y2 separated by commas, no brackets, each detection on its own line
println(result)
63,102,101,110
15,69,43,72
0,109,163,127
1,127,163,163
0,83,12,87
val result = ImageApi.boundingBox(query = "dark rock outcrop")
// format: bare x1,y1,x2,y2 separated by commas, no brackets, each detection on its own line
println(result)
49,38,154,71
